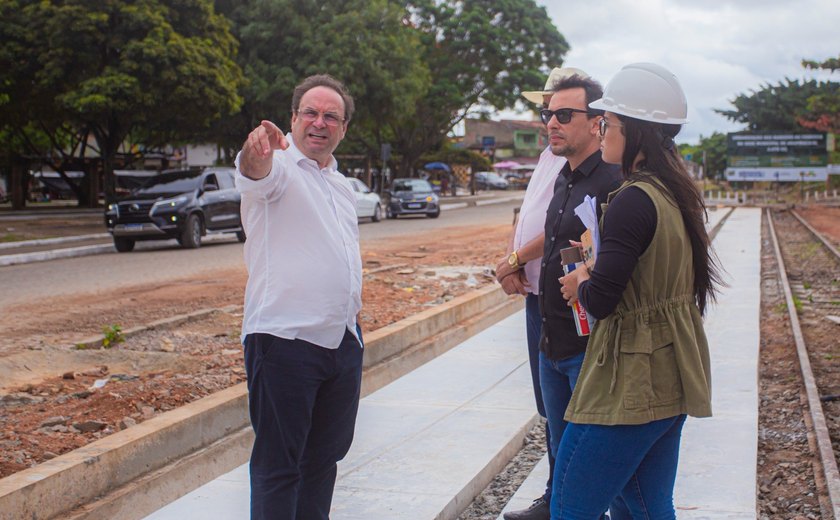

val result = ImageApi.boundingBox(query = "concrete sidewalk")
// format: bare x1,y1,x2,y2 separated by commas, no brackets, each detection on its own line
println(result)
144,310,538,520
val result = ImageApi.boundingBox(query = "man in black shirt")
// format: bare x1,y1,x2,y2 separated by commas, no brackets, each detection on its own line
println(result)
537,75,622,516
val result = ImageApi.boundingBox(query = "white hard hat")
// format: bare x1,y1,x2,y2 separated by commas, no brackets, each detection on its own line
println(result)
521,66,590,105
589,63,688,124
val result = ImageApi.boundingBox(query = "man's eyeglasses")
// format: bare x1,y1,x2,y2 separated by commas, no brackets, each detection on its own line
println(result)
539,107,590,125
598,117,623,137
298,108,345,127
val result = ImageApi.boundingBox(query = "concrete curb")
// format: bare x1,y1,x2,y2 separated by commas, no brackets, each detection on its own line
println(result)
0,285,523,520
440,202,469,210
0,233,110,251
0,234,239,267
0,244,114,267
71,306,239,350
440,193,523,212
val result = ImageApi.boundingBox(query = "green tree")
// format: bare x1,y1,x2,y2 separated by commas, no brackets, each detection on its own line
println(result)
802,55,840,72
687,132,727,180
715,78,837,132
389,0,569,177
0,0,243,205
798,55,840,135
214,0,429,170
214,0,567,182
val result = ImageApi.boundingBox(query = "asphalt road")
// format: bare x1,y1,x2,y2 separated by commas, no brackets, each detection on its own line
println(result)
0,200,520,310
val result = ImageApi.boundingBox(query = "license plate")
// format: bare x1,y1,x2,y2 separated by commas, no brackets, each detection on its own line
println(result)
407,203,422,209
125,223,143,230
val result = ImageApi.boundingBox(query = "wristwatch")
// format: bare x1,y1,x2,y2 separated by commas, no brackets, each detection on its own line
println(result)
507,250,522,270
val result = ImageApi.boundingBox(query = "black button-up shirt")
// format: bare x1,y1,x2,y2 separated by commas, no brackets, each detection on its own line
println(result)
539,150,622,360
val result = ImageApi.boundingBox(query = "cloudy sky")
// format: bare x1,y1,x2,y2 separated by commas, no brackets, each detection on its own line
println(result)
505,0,840,144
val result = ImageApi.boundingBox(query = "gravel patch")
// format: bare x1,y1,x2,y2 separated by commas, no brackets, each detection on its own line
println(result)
458,420,547,520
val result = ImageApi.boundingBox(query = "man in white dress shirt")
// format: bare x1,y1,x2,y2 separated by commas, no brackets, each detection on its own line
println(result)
235,74,363,520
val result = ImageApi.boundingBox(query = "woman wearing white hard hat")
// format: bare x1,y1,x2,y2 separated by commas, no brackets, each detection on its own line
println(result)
556,63,722,519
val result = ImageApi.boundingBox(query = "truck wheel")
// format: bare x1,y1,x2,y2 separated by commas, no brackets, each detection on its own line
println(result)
113,237,135,252
372,204,382,222
180,214,202,249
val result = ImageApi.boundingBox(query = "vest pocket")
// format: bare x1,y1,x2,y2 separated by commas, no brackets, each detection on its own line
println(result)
619,322,682,410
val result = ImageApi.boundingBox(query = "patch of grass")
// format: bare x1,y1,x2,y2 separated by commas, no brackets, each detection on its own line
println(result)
0,233,26,243
775,302,788,314
802,242,820,258
803,281,812,290
102,324,125,348
792,295,804,314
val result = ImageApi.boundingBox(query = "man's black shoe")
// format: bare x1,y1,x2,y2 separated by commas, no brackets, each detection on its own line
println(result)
503,497,550,520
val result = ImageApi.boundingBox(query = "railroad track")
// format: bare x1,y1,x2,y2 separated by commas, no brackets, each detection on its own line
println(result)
766,208,840,519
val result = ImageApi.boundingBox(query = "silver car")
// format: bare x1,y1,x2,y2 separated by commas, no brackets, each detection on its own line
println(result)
348,177,382,222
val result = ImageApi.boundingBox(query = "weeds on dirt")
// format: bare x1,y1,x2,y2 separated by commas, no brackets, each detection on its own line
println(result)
101,325,125,348
1,233,25,242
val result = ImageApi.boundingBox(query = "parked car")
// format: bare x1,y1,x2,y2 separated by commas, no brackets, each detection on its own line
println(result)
474,171,509,190
104,167,244,252
347,177,382,222
503,172,530,189
384,178,440,219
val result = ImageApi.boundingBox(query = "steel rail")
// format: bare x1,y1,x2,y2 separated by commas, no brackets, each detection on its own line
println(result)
766,208,840,519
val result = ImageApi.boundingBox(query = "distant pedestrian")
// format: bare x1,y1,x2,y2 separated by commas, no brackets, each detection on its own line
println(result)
235,74,363,520
557,63,723,518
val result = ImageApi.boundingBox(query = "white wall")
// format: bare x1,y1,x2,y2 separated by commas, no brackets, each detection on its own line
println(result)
186,144,219,167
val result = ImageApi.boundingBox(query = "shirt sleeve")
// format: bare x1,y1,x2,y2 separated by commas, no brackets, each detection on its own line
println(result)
234,150,288,202
579,185,657,319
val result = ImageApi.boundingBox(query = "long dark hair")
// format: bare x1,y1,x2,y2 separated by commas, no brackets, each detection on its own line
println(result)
617,115,722,315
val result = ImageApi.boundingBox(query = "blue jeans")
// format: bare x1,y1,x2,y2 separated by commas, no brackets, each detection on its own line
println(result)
539,349,585,504
525,294,553,500
244,328,363,520
551,415,687,520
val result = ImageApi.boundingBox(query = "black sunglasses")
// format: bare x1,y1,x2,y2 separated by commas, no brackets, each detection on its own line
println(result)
539,107,590,125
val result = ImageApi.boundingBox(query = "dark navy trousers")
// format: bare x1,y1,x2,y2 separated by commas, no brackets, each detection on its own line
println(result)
243,328,363,520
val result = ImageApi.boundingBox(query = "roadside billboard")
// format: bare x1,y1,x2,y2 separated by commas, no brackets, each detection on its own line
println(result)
724,132,828,182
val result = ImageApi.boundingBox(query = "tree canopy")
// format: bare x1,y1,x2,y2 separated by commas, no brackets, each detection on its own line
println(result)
680,132,727,180
715,78,838,132
389,0,569,176
213,0,430,166
215,0,568,177
2,0,569,206
717,54,839,135
0,0,244,204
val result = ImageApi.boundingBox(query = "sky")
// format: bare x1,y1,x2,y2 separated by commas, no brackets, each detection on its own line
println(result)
499,0,839,144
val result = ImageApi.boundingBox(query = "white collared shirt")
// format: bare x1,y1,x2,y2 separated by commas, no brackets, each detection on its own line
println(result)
513,146,567,293
234,136,362,349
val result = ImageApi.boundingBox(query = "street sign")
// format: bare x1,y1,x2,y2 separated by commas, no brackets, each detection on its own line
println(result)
725,132,829,181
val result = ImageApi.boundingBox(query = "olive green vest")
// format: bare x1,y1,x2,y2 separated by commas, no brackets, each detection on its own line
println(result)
564,176,712,425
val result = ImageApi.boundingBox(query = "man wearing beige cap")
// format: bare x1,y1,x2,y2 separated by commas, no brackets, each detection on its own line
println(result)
494,66,580,520
496,66,620,520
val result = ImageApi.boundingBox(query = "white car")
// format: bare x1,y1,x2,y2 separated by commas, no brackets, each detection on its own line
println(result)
348,177,382,222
